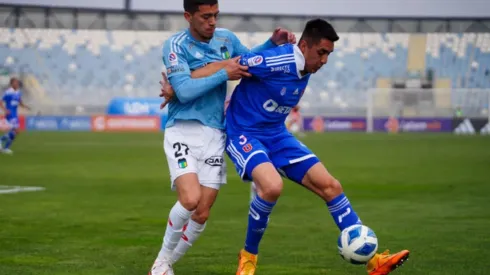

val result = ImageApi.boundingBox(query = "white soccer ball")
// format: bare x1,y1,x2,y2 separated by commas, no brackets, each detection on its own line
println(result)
337,224,378,264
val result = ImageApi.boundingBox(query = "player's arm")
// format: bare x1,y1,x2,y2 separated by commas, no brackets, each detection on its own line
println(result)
190,57,250,79
0,102,6,115
19,99,30,111
238,46,296,80
163,42,229,104
231,28,296,56
0,96,8,115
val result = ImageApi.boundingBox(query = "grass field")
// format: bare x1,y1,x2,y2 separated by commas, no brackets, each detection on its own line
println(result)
1,132,489,275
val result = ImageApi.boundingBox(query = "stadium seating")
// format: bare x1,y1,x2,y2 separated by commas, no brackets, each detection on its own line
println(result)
0,28,489,113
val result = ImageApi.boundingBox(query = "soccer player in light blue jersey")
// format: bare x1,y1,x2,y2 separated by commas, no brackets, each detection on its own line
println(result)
1,77,29,155
150,0,296,274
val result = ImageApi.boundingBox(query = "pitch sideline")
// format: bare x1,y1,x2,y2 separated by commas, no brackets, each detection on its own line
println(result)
0,185,46,195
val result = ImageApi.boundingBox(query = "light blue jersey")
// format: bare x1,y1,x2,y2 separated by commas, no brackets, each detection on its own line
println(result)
162,28,276,130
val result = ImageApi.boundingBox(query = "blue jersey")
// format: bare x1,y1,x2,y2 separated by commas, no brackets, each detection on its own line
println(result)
2,88,22,119
226,43,310,135
162,28,276,130
225,44,320,184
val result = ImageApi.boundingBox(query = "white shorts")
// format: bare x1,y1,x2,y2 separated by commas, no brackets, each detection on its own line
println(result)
164,121,227,191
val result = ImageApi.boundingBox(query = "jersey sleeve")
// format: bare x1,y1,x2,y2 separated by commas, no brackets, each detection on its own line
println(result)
162,37,228,104
239,45,296,79
162,39,191,79
1,92,9,102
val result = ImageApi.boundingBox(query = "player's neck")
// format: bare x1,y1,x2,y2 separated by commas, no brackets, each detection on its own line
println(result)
188,28,211,43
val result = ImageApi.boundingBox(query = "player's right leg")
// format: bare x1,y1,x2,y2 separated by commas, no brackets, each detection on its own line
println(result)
226,134,282,275
151,173,200,275
169,185,218,264
150,125,202,275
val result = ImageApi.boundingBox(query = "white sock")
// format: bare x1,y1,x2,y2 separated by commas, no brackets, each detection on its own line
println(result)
170,219,207,264
158,201,193,260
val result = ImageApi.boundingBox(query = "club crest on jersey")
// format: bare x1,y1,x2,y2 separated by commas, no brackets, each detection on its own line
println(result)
247,56,263,67
220,45,231,59
168,52,178,66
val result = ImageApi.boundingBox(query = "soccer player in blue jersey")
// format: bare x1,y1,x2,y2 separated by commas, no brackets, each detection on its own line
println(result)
0,77,29,155
175,19,410,275
150,0,296,274
224,19,410,275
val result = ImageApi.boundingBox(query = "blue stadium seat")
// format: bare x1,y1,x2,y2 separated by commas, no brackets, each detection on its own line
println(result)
0,28,488,112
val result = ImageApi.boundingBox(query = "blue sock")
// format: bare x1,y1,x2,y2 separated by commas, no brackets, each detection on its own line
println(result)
327,193,362,231
4,130,16,149
244,195,276,254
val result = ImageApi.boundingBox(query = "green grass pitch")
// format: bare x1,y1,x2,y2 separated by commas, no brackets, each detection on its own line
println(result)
1,132,489,274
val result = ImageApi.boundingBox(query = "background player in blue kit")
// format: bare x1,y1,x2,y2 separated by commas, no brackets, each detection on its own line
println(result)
0,77,30,155
224,19,410,275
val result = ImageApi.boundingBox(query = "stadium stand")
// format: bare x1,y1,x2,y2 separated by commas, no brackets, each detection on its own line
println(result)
0,28,489,115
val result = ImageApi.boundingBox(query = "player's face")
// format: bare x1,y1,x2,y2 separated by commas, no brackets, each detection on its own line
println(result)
185,4,219,41
301,38,334,74
11,79,19,90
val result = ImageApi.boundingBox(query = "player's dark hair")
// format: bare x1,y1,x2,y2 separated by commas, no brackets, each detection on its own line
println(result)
299,19,339,46
184,0,218,14
10,77,18,85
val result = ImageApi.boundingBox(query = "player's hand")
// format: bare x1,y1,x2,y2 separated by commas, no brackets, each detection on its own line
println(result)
224,56,251,81
159,72,174,109
270,27,296,45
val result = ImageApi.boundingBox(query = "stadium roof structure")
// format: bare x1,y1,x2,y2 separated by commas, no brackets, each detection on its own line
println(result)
0,3,489,33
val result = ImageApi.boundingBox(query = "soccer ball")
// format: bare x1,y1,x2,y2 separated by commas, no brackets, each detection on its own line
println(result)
337,224,378,264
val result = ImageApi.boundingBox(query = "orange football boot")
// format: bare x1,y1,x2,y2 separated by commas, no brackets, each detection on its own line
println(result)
366,249,410,275
236,249,258,275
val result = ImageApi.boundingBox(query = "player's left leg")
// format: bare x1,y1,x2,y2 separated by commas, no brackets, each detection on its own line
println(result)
169,185,218,264
226,134,281,275
274,135,409,275
167,126,228,265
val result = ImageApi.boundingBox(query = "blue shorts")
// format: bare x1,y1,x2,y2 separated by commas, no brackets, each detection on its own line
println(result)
226,130,319,184
6,117,19,129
